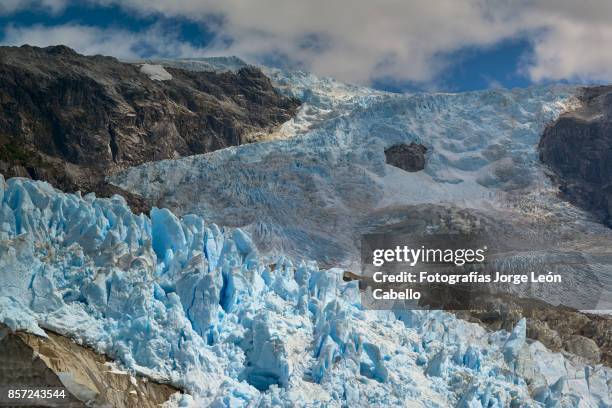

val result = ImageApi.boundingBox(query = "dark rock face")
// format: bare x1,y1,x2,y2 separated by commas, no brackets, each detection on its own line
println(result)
384,142,427,172
539,86,612,224
0,325,179,407
0,45,300,212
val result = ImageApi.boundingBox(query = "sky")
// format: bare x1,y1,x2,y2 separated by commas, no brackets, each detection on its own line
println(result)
1,1,612,92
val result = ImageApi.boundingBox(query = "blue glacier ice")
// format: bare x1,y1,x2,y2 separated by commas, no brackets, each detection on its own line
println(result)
0,175,609,407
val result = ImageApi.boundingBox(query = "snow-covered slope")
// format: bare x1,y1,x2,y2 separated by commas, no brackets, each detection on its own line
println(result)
140,64,173,81
130,56,248,74
110,73,583,266
0,176,609,407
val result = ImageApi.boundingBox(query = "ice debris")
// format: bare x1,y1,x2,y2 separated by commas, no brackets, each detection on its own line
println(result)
0,175,609,407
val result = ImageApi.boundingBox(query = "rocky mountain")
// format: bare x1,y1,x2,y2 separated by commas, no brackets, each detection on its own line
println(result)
0,45,300,212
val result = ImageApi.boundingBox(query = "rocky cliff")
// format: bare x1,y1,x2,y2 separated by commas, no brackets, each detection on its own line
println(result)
0,325,179,407
0,45,300,212
539,86,612,225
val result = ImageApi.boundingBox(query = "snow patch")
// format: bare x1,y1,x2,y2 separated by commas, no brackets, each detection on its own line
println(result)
140,64,172,81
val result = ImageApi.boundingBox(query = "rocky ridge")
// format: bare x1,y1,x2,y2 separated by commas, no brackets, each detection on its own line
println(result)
0,45,300,213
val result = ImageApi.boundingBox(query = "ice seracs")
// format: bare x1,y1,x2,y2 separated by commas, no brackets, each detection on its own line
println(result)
0,175,609,407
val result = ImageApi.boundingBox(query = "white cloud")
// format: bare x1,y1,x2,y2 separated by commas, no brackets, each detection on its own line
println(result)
1,23,210,60
3,0,612,86
527,21,612,82
522,1,612,82
95,0,526,84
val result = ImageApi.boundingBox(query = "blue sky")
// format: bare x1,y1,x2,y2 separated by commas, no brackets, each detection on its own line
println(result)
371,38,533,92
1,1,610,92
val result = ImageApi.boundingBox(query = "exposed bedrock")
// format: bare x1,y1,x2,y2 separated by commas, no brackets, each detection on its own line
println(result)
0,325,180,408
384,142,427,172
0,45,300,213
539,85,612,225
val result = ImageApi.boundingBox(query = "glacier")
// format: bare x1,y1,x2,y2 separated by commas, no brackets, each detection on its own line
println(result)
1,58,611,406
109,68,588,267
110,61,612,312
0,175,610,407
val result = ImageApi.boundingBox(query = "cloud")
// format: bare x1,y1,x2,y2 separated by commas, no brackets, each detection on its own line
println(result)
91,0,527,84
527,22,612,83
522,1,612,82
1,23,210,60
3,0,612,86
0,0,67,15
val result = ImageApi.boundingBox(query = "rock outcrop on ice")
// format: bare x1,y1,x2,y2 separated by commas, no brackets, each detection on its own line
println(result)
0,176,609,407
0,46,299,212
384,142,428,172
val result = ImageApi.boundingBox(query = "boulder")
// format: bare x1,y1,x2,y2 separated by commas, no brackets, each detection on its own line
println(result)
564,335,601,362
384,142,427,172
